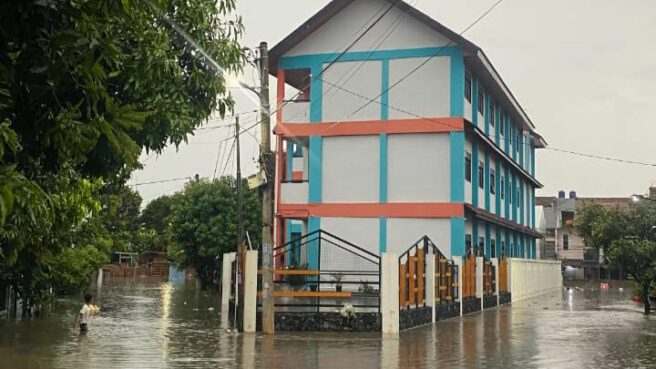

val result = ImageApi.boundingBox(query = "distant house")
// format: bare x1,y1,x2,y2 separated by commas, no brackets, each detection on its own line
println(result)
536,190,632,279
271,0,546,261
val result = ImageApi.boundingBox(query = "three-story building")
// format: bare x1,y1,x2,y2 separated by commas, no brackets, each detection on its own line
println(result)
270,0,546,261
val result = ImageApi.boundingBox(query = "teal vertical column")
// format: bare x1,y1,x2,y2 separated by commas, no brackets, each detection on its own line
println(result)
308,63,323,204
531,145,536,176
504,166,510,219
449,47,464,117
472,77,479,126
286,142,293,181
450,132,465,202
511,173,517,222
519,179,525,225
381,59,389,121
451,218,466,257
495,160,501,216
495,226,501,258
485,223,491,257
472,139,479,207
484,150,490,211
472,218,479,254
519,133,524,169
484,93,490,136
308,217,321,269
379,218,387,254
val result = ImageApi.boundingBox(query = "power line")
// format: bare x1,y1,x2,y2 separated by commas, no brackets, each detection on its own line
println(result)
545,147,656,167
133,177,191,186
349,0,506,118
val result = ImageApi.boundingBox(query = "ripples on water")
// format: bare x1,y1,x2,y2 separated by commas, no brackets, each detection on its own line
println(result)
0,279,654,369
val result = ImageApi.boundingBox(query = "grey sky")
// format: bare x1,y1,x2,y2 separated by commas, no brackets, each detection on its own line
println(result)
132,0,656,203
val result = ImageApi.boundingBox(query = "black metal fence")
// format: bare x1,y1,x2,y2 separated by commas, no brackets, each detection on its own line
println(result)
258,229,381,313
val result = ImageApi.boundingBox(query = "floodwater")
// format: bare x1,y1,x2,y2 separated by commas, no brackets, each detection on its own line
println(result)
1,279,655,369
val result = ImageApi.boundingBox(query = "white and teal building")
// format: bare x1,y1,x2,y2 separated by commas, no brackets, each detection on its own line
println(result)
270,0,546,262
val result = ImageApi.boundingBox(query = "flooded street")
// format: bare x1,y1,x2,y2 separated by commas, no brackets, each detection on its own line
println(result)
1,280,655,369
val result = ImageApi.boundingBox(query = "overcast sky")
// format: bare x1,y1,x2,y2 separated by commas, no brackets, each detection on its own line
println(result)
132,0,656,203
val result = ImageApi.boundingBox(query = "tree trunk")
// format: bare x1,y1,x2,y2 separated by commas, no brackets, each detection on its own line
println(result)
643,283,651,315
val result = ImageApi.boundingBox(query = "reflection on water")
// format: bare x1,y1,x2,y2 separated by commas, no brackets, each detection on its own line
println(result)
0,280,654,369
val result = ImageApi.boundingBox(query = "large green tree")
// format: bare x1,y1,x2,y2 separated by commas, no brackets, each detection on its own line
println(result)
0,0,245,307
140,194,177,252
578,200,656,314
168,177,260,288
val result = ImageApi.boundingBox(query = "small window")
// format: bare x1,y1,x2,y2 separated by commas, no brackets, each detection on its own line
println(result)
477,87,485,115
491,239,496,258
500,114,505,136
478,162,484,189
509,183,513,204
466,234,473,254
516,189,520,208
563,234,569,250
465,152,472,182
516,132,520,153
500,175,505,199
490,102,496,127
501,241,506,258
478,237,485,256
465,72,472,102
292,142,303,158
490,169,496,195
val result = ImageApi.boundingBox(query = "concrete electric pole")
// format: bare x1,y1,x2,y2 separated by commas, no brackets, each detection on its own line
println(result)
258,41,275,334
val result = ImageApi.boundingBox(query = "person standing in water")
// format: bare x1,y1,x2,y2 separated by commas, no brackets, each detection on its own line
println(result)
73,293,94,333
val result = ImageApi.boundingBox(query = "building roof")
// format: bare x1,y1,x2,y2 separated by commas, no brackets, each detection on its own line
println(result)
537,196,632,208
268,0,546,146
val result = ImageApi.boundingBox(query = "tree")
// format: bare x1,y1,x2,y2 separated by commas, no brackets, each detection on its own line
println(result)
0,0,245,307
168,177,260,288
578,201,656,314
140,195,177,252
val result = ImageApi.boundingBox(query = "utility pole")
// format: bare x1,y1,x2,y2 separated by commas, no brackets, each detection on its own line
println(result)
234,115,244,332
258,41,275,334
236,115,243,251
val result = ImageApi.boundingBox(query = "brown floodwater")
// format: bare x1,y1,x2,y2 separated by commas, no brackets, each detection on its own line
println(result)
0,278,654,369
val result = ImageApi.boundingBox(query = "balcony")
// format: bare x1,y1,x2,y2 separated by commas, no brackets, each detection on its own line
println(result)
281,181,308,204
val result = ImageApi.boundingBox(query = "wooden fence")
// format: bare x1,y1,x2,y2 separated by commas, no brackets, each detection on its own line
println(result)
399,246,425,309
435,252,458,303
498,257,508,293
462,253,477,298
483,259,496,297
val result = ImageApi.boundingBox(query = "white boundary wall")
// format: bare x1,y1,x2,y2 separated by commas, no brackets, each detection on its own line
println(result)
508,258,562,302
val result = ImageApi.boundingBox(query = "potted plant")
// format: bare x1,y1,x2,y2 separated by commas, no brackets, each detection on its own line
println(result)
332,273,344,292
339,303,355,329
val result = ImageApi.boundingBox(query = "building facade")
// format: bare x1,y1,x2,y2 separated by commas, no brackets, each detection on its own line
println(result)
270,0,545,261
536,191,631,279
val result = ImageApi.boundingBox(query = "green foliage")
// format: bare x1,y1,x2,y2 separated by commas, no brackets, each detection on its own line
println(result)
0,0,245,306
168,177,260,288
578,200,656,313
140,195,177,252
46,245,109,294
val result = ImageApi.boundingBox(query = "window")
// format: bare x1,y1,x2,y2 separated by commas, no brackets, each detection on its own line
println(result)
466,234,473,254
465,72,472,102
500,175,505,199
478,237,485,256
500,114,505,136
563,234,569,250
501,241,506,258
478,161,484,189
490,102,496,128
292,142,303,158
516,189,520,208
491,239,496,258
490,169,496,195
509,183,513,204
516,132,520,154
477,87,485,115
465,152,472,182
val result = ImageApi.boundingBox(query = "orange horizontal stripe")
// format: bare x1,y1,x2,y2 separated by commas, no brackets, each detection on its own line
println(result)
278,203,464,218
275,118,464,137
291,171,304,181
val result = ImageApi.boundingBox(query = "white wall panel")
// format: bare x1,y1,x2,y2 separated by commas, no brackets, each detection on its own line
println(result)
387,133,450,202
320,217,380,257
388,57,451,119
387,218,452,258
322,61,381,122
322,136,379,202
